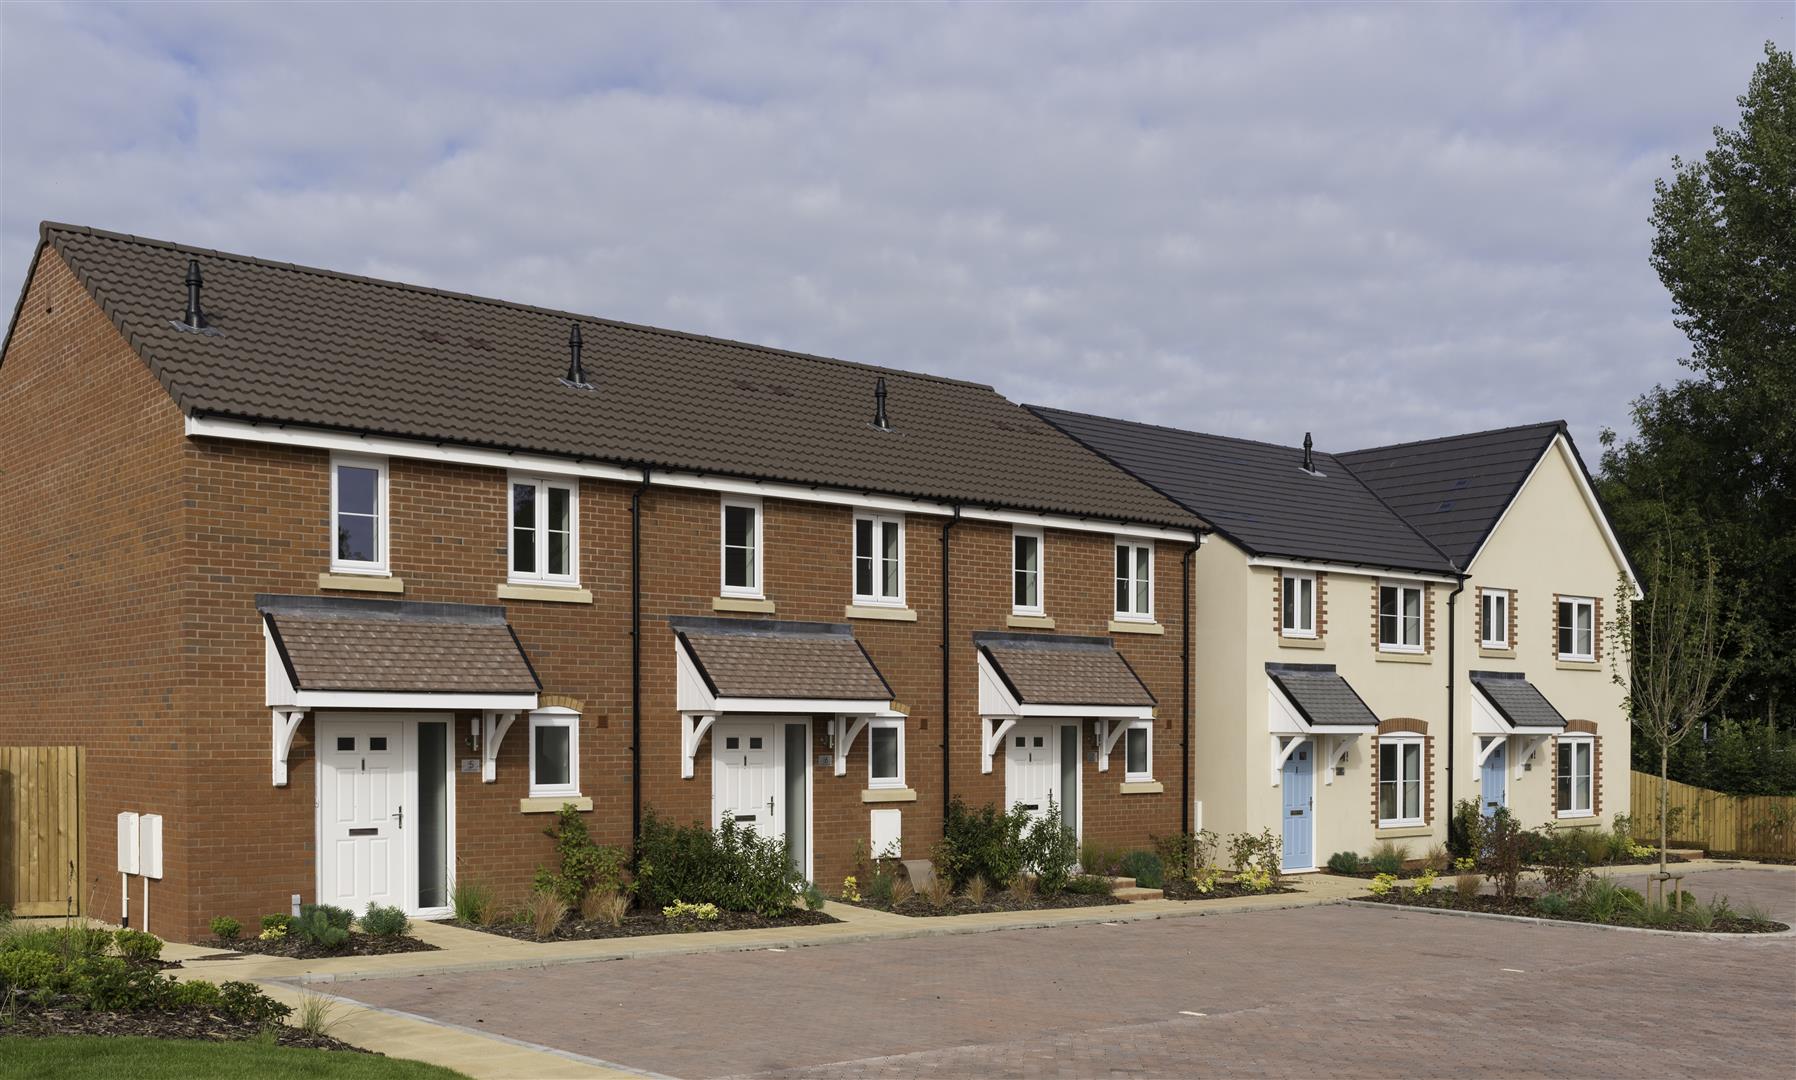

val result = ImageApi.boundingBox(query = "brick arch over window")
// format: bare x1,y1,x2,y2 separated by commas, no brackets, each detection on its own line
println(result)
1377,717,1428,735
1370,718,1435,825
1564,718,1598,735
539,693,585,713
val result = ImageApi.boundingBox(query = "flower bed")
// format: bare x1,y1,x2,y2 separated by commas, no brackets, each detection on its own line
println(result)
203,930,437,959
457,905,837,941
202,905,437,959
1,1004,367,1051
1160,879,1298,901
1355,887,1787,933
835,887,1125,917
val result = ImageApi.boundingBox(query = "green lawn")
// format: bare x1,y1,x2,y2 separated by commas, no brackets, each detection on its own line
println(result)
0,1036,472,1080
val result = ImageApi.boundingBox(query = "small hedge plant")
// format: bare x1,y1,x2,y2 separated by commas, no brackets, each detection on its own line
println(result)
535,804,629,909
360,903,411,939
209,916,242,941
1325,851,1361,874
634,808,804,918
0,932,288,1021
294,903,354,949
1117,849,1164,889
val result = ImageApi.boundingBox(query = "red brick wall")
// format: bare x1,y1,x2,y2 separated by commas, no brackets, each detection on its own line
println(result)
1,249,1192,937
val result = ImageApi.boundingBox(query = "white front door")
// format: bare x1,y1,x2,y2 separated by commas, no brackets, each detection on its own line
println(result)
713,720,780,843
318,720,406,912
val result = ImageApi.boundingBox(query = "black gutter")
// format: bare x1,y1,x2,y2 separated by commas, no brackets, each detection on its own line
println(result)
940,506,961,827
630,465,652,844
1181,542,1196,834
1445,576,1466,852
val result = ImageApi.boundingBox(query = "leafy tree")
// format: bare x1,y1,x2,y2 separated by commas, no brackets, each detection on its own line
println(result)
1600,41,1795,734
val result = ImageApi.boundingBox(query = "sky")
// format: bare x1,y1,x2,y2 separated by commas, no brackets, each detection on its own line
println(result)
1,2,1788,457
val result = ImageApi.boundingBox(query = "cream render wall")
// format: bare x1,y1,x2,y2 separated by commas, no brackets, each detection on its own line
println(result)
1458,438,1633,833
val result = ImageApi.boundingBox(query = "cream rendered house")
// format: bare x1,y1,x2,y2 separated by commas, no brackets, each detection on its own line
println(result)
1035,410,1637,871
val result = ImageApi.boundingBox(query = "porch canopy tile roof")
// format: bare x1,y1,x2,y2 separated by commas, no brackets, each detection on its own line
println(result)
1470,670,1568,729
977,632,1155,707
672,617,892,701
1266,663,1379,728
259,594,540,694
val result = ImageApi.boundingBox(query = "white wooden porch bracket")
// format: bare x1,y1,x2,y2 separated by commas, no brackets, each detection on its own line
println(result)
1097,718,1131,773
1323,734,1354,786
1514,734,1548,780
1271,734,1310,786
482,711,518,783
981,717,1018,774
681,713,717,780
272,710,305,787
832,717,871,777
1477,734,1508,768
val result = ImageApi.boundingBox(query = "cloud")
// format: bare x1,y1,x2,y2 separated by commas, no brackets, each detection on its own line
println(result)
2,1,1787,455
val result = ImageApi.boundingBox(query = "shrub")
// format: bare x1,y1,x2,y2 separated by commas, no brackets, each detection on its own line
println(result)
1455,872,1481,899
1152,830,1217,884
1410,869,1438,896
865,864,899,908
1227,828,1283,886
1423,844,1450,872
1579,877,1645,924
840,876,862,903
1117,850,1164,890
360,903,410,939
1367,873,1399,897
208,916,242,941
1010,873,1038,904
260,913,295,935
592,891,631,927
294,905,353,950
451,877,496,926
964,874,990,905
934,797,1030,890
1325,851,1362,874
890,879,915,907
525,890,569,938
70,954,165,1010
1482,809,1526,901
1021,798,1079,894
1065,873,1115,896
1367,841,1409,876
295,991,341,1037
1536,892,1572,917
114,929,163,963
1605,813,1636,862
168,979,223,1010
534,805,629,909
662,900,721,923
1189,865,1221,894
800,882,826,911
221,980,292,1023
922,873,954,909
1450,798,1488,862
634,809,803,917
0,949,63,993
1079,840,1126,876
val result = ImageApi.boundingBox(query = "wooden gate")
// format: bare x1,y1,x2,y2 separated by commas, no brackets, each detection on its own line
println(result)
1,746,85,916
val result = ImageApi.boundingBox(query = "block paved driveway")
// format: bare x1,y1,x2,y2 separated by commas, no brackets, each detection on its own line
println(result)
339,868,1795,1079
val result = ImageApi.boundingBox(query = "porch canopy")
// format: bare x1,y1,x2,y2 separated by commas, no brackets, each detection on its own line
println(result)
1470,670,1567,775
975,632,1156,774
671,617,901,779
1266,663,1379,785
260,594,541,785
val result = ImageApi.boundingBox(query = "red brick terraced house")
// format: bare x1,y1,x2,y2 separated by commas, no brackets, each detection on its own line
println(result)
0,224,1205,940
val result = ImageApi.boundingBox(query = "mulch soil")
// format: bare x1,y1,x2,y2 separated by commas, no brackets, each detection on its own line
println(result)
1327,852,1688,879
1354,890,1790,933
849,890,1128,917
1,1001,369,1052
1705,852,1796,866
1160,880,1299,901
201,931,438,959
460,906,839,941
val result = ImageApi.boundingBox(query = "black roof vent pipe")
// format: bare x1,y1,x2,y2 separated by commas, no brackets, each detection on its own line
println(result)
872,376,890,430
561,322,592,390
183,259,205,329
1302,432,1314,473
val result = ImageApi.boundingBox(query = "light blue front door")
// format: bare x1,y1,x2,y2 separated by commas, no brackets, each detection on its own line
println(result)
1281,741,1314,871
1481,740,1507,817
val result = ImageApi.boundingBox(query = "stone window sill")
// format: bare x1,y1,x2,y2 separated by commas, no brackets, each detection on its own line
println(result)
498,583,593,604
1479,647,1517,659
846,605,918,622
1119,780,1163,794
318,572,404,594
520,796,592,813
1278,636,1326,650
1007,614,1055,629
1108,620,1163,636
1556,659,1600,671
714,596,776,614
1374,824,1433,839
861,787,917,803
1376,650,1431,664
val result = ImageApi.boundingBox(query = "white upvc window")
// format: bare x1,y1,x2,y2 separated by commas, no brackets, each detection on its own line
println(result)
853,514,905,606
528,709,580,799
720,497,763,597
1557,737,1594,817
1481,588,1511,649
1012,527,1044,616
1123,720,1153,782
1378,581,1424,652
867,718,905,790
1281,570,1317,638
508,475,579,585
1558,596,1595,661
1378,737,1424,826
330,454,389,574
1114,540,1154,621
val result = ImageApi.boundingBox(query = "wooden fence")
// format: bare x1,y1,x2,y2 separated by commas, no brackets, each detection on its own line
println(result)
1630,770,1796,858
0,746,85,916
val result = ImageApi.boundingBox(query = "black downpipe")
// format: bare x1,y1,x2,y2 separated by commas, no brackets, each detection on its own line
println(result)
1181,543,1197,834
1445,577,1466,852
940,506,961,826
630,466,652,844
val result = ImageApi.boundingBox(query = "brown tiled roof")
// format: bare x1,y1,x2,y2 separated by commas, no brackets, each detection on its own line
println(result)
673,618,891,701
976,633,1155,707
23,223,1200,530
259,595,540,694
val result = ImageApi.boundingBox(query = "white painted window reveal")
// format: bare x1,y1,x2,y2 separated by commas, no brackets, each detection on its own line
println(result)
1558,596,1595,661
1378,582,1424,652
529,709,580,799
867,718,905,789
854,514,904,605
1481,588,1511,649
1378,737,1423,826
1557,737,1593,816
1012,528,1044,615
721,497,763,597
330,454,388,574
1115,540,1153,620
1282,571,1316,638
510,475,579,584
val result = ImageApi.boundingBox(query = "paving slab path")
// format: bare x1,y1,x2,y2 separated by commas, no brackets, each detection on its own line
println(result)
327,867,1796,1079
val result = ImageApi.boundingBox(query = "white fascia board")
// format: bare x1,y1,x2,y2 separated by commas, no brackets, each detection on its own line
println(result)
1020,702,1155,719
1246,555,1459,585
1470,687,1514,735
1465,434,1643,600
1307,724,1374,735
289,690,539,711
1267,680,1309,734
187,415,1197,539
712,696,895,715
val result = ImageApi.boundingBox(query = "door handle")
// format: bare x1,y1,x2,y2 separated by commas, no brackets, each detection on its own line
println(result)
392,805,404,830
766,796,775,816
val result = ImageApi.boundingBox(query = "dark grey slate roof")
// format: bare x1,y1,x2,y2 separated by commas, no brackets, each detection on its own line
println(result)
1030,406,1458,575
1470,670,1568,729
1266,663,1379,728
7,224,1200,531
1336,423,1564,567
